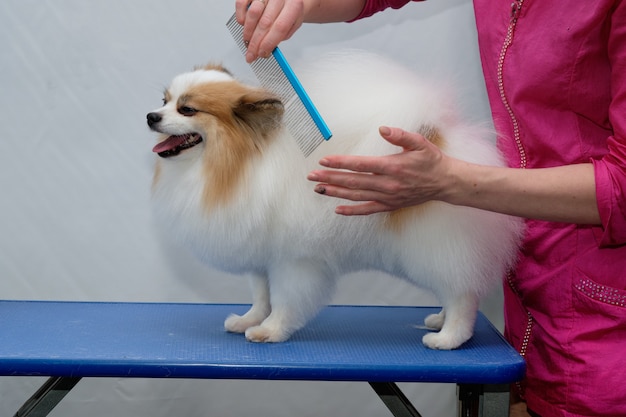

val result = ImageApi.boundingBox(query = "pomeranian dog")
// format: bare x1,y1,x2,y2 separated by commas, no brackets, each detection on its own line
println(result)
146,51,522,349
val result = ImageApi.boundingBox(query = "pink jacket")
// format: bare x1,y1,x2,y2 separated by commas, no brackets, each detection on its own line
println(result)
353,1,626,416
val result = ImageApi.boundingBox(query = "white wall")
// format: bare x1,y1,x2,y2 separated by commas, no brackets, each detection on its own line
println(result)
0,1,502,416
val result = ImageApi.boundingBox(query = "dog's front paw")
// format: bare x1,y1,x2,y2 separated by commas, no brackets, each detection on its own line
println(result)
244,325,290,343
422,331,469,350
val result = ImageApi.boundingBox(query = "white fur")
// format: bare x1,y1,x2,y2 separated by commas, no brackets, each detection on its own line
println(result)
148,51,523,349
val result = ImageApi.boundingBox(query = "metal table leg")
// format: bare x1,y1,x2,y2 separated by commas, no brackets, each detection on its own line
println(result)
369,382,424,417
458,384,510,417
370,382,510,417
14,377,82,417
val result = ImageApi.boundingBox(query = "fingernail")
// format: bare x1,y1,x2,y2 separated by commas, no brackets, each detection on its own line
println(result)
379,126,391,136
307,172,319,181
245,52,256,62
314,185,326,195
319,158,330,166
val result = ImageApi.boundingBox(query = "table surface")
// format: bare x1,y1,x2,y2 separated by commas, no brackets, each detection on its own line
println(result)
0,300,525,384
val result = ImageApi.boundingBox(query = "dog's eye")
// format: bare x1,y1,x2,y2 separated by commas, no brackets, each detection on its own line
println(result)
178,106,198,116
162,98,168,105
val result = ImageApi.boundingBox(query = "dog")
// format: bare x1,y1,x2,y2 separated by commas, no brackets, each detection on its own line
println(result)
146,51,523,349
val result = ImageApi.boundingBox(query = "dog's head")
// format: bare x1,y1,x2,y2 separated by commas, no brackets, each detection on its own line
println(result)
147,64,284,159
148,65,285,208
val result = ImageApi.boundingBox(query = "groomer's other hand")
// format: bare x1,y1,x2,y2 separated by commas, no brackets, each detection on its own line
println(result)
307,126,454,216
235,0,305,62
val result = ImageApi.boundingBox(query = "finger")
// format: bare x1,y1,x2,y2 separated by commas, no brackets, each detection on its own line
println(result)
379,126,427,151
313,181,395,205
309,169,396,196
246,0,294,62
235,0,250,24
318,155,389,175
335,201,392,216
312,183,393,216
257,1,304,53
242,0,269,47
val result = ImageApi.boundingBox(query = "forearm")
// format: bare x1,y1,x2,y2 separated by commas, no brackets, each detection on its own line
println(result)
447,161,601,225
303,0,367,23
308,127,602,224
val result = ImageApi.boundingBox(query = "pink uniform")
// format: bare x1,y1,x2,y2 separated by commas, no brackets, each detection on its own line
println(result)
353,1,626,416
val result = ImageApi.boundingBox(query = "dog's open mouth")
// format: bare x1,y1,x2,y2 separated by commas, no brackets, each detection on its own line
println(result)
152,133,203,158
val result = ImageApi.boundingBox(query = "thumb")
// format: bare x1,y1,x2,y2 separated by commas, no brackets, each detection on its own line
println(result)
379,126,427,151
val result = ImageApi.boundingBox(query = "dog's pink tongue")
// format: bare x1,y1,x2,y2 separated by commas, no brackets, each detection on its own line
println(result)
152,135,188,153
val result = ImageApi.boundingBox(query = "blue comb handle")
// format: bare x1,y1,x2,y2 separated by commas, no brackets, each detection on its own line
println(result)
271,47,332,141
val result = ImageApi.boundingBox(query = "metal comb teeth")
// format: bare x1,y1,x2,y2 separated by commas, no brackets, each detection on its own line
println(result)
226,13,331,157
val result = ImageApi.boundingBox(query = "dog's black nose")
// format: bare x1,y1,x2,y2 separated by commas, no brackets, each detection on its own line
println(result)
147,112,162,127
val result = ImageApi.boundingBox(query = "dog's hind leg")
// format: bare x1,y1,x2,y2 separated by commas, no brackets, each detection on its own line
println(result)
224,273,271,333
422,292,479,350
424,308,446,330
245,260,334,343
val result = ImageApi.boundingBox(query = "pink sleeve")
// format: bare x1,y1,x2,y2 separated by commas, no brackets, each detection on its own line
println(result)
593,2,626,247
593,138,626,246
348,0,424,22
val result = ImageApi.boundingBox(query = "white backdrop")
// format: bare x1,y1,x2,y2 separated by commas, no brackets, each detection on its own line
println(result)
0,1,503,416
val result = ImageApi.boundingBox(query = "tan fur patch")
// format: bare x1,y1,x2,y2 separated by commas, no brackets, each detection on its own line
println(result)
201,125,259,211
180,81,281,210
418,125,445,149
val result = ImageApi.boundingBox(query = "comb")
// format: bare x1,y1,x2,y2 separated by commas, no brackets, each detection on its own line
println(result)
226,13,332,157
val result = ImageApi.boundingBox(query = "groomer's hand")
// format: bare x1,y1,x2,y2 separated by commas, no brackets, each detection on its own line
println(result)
235,0,305,62
307,126,455,215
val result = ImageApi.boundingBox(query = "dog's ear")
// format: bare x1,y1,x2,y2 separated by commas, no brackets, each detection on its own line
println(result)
233,90,284,137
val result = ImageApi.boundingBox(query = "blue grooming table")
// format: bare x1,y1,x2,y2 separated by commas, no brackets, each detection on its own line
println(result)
0,301,524,417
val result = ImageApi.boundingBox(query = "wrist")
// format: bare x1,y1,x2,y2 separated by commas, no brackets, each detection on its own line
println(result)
438,159,502,208
435,157,471,206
